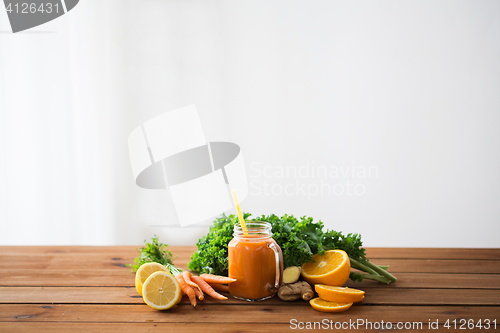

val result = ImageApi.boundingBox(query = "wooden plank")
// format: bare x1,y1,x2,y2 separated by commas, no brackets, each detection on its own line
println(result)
0,322,300,333
1,246,499,260
0,253,190,273
0,254,138,270
363,287,500,306
1,304,499,324
3,253,500,274
0,322,449,333
0,246,193,256
2,320,497,333
368,259,500,274
0,286,140,304
344,273,500,289
2,270,499,289
365,248,500,260
0,269,134,287
2,255,499,274
1,287,499,306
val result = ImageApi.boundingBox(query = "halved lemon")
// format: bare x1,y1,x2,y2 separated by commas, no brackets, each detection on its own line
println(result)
142,271,182,310
315,285,365,303
301,250,350,286
135,262,169,296
310,297,353,313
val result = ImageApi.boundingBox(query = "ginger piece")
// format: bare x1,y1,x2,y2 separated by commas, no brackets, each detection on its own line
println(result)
277,281,314,301
283,266,301,284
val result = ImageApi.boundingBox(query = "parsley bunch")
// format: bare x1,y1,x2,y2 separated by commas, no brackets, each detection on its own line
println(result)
128,235,183,276
188,213,397,284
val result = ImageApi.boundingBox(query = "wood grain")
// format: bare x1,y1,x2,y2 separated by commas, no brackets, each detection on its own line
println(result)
2,246,499,260
0,322,309,333
2,255,499,273
344,272,500,289
2,286,500,306
1,304,499,324
368,259,500,274
2,270,499,289
365,248,500,260
1,246,499,333
0,322,463,333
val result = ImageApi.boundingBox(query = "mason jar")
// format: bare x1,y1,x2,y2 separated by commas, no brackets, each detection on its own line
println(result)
228,221,283,301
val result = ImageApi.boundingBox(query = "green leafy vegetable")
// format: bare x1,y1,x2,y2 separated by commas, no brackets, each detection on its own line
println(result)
188,213,397,284
128,235,183,276
187,214,244,275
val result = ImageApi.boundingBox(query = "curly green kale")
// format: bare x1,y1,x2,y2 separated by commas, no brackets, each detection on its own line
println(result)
263,214,326,268
188,213,244,274
188,213,397,284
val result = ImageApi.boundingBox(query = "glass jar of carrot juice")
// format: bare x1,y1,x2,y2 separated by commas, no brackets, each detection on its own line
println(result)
228,221,283,301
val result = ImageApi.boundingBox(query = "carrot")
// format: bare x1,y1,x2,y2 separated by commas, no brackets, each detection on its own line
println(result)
193,287,204,301
183,271,202,293
176,275,197,307
191,275,228,300
200,274,236,284
209,283,229,293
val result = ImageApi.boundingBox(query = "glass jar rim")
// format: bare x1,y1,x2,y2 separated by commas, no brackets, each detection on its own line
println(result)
233,221,272,238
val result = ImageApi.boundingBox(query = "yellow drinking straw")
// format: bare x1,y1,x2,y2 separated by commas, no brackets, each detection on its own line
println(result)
231,189,248,236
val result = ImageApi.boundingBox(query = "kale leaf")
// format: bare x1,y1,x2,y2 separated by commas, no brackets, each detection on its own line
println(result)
188,213,396,283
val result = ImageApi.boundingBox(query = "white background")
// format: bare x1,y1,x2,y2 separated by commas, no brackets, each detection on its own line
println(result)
1,1,499,247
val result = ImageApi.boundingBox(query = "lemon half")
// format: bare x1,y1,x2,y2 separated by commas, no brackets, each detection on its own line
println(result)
142,271,182,310
135,262,169,296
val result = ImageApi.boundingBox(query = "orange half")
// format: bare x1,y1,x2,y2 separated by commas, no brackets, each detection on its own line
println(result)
301,250,350,286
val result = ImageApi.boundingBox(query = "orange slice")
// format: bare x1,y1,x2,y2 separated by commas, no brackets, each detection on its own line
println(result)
301,250,350,286
310,297,353,313
315,285,365,303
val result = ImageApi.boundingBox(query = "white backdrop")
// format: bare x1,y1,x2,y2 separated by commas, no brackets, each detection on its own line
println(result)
1,1,499,247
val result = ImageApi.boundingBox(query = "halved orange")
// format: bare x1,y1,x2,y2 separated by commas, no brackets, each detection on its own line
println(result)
315,285,365,303
301,250,350,286
310,297,353,313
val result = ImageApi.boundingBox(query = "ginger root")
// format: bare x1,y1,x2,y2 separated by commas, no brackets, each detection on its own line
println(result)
277,281,314,301
283,266,301,284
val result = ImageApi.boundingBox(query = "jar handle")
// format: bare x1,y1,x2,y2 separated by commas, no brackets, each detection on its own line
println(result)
267,242,283,293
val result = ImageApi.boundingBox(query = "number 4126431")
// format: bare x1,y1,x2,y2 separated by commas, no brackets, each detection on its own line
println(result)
5,3,60,14
444,319,496,330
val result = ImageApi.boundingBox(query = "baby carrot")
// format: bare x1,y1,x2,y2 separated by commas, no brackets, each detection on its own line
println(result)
193,287,204,301
191,275,228,300
200,274,236,284
183,271,202,293
209,283,229,293
176,275,197,307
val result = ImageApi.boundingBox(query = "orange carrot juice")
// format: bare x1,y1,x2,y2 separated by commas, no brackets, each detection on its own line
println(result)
228,222,283,301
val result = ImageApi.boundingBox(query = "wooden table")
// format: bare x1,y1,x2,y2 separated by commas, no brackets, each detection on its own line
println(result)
1,246,499,332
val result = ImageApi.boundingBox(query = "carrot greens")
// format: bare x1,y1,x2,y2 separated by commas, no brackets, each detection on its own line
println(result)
127,235,183,276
